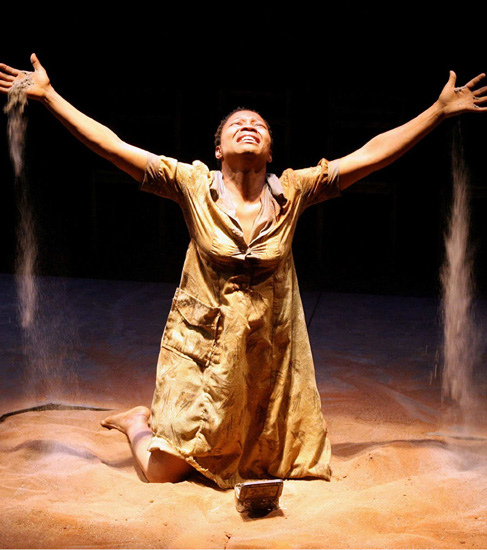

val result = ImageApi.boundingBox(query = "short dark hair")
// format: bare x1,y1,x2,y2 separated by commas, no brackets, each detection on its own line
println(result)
214,107,273,148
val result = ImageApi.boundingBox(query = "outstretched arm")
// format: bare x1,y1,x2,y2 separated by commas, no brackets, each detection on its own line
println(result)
337,71,487,190
0,54,148,183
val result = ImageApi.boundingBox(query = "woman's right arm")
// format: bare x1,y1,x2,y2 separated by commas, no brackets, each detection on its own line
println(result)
0,53,148,183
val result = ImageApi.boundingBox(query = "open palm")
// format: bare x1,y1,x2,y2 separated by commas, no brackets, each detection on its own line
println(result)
0,54,51,101
438,71,487,117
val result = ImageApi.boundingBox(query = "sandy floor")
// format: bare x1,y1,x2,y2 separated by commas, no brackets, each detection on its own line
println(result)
1,275,487,549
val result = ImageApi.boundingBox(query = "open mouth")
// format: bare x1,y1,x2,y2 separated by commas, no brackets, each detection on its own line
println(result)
237,133,260,144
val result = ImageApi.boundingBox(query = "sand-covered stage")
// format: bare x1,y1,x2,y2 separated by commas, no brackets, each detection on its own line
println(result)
1,274,487,549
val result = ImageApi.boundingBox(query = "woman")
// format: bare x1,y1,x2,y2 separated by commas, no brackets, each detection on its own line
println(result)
1,54,486,488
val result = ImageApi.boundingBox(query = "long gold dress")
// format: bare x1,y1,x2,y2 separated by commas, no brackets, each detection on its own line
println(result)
141,153,340,489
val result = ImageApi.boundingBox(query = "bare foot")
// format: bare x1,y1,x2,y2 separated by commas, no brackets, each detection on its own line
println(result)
101,406,150,434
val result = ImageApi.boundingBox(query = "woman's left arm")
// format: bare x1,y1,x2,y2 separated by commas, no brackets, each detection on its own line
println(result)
337,71,487,190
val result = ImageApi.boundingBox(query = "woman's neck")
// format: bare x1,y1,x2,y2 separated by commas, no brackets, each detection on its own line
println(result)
221,163,266,204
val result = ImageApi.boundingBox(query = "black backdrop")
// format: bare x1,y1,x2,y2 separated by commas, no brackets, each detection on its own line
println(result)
1,9,486,296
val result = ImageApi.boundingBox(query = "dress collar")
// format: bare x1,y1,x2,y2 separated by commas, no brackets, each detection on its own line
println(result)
210,171,287,209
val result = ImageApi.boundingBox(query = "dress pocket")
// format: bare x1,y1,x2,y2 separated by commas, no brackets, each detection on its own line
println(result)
161,287,221,367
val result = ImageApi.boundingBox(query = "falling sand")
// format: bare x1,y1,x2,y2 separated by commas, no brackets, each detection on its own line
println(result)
4,76,79,405
440,122,485,433
4,74,37,330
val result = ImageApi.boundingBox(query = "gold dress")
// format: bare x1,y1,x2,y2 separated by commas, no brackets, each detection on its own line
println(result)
141,153,340,489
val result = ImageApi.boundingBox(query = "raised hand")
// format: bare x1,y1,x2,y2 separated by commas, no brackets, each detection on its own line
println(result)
0,53,51,101
438,71,487,117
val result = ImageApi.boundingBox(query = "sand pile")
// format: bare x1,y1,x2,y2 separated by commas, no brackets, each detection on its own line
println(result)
1,279,486,549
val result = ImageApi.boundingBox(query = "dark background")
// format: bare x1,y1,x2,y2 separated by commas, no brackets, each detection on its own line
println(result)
1,9,486,296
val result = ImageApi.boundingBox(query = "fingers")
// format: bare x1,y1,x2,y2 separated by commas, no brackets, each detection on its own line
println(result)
465,72,486,90
473,85,487,97
0,62,21,79
0,55,38,95
0,63,17,94
30,53,41,70
448,70,458,86
473,95,487,108
471,78,487,110
0,53,38,75
449,72,487,112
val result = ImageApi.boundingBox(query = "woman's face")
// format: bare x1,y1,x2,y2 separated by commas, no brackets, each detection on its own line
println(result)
215,110,273,168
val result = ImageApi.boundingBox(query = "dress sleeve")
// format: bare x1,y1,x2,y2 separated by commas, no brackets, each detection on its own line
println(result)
295,158,341,209
139,152,183,202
